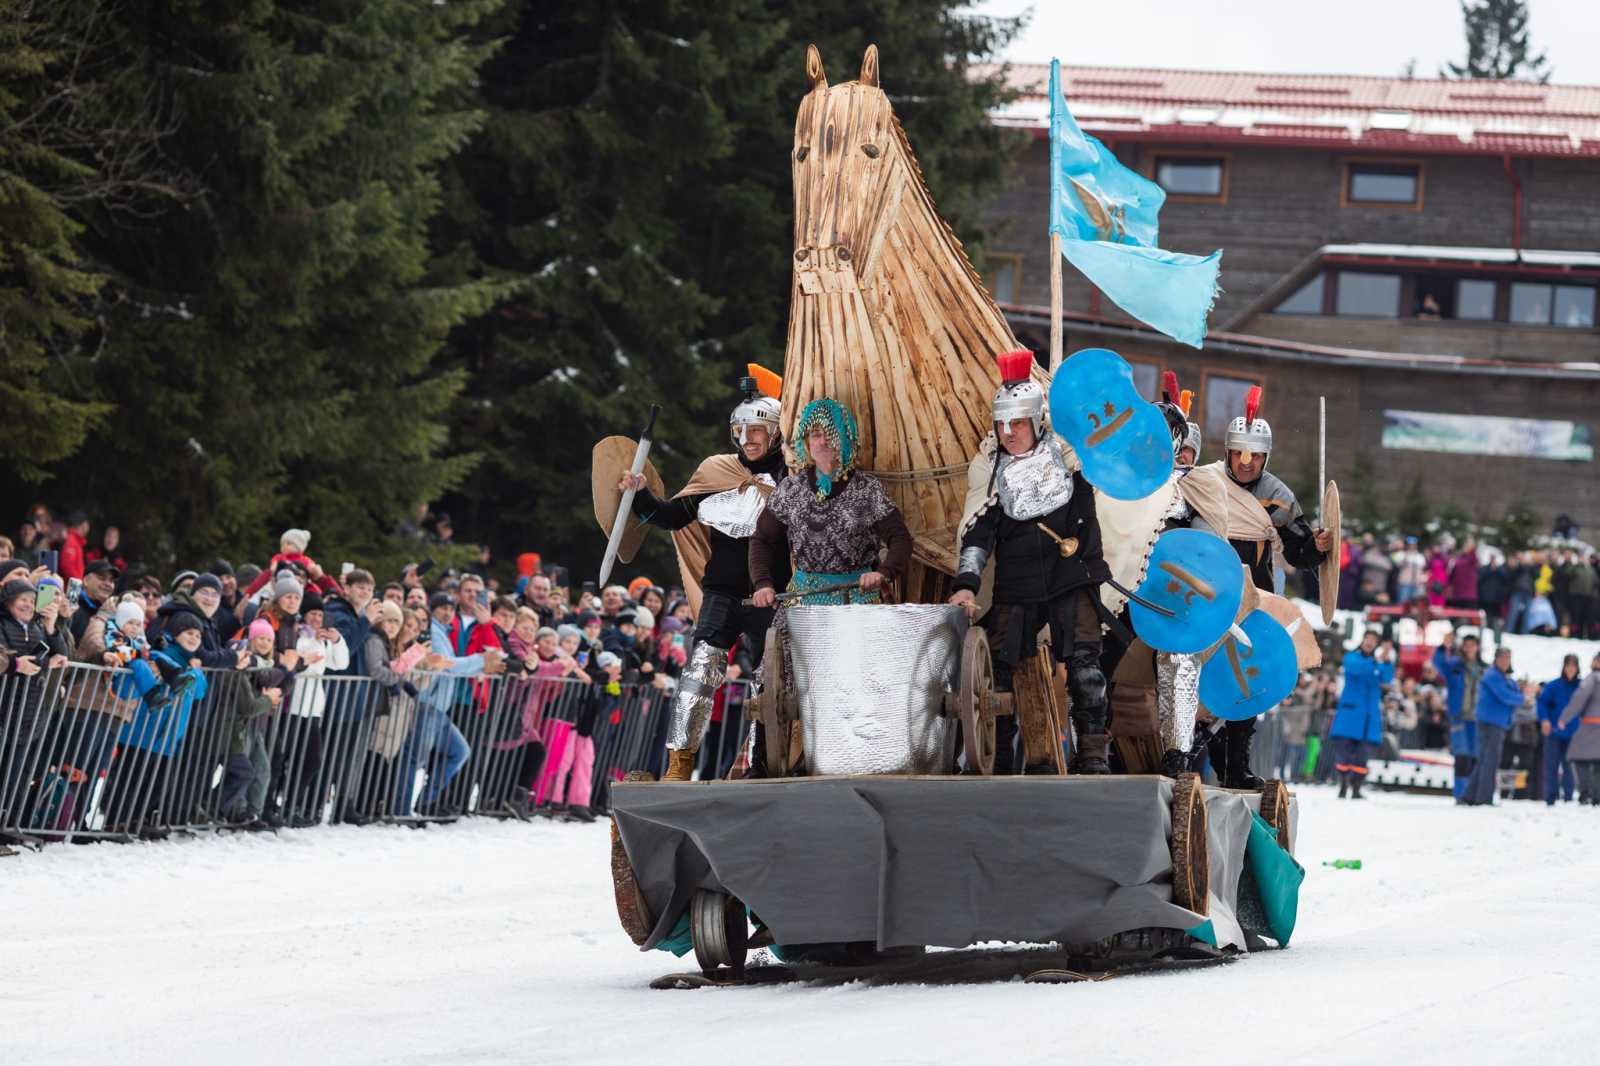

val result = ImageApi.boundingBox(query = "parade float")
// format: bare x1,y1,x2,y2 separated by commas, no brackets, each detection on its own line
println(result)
597,45,1319,988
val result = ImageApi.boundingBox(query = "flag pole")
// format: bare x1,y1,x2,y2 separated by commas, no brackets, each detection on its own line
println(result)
1049,233,1063,372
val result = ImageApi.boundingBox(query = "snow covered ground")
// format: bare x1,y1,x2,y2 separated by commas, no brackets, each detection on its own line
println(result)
6,789,1600,1066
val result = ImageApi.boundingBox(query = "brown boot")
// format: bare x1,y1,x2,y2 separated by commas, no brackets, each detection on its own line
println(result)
1070,733,1112,774
663,748,698,782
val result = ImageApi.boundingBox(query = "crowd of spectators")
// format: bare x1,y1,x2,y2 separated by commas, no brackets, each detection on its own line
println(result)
0,506,707,837
1333,531,1600,638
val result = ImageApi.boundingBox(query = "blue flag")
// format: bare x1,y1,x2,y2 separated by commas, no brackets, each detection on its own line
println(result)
1048,59,1221,348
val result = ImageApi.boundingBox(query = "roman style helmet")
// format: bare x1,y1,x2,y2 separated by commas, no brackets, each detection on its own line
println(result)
1224,384,1273,463
991,349,1045,436
1156,371,1192,457
729,364,782,450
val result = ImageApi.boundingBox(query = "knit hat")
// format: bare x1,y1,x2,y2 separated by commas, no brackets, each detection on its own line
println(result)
169,570,199,593
281,528,311,553
1,578,35,610
0,559,28,584
375,601,404,628
556,624,581,642
596,651,622,670
535,626,559,640
577,610,601,628
300,588,324,614
660,617,685,634
209,558,235,578
166,612,204,638
631,606,655,631
274,571,303,599
627,576,653,601
192,573,223,596
248,618,274,640
115,601,145,629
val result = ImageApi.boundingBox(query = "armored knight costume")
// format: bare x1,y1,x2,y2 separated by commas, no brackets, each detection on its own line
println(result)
1206,386,1328,789
628,376,791,781
953,351,1110,775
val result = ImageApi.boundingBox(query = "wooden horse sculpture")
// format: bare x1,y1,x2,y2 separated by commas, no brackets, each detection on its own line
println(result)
781,43,1030,601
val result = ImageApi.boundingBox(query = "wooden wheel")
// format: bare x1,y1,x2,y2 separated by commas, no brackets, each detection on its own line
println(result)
690,889,749,975
957,626,996,775
758,626,790,775
1169,772,1210,917
1258,779,1293,853
609,770,656,946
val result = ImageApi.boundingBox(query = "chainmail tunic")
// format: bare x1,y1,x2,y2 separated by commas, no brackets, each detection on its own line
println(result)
765,471,897,576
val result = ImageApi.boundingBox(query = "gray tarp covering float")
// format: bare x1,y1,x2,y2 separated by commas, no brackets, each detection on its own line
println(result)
612,775,1298,954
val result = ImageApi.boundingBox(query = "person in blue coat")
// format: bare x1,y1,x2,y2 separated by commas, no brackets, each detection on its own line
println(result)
1432,631,1483,801
1537,654,1582,805
1330,631,1395,799
1463,646,1530,806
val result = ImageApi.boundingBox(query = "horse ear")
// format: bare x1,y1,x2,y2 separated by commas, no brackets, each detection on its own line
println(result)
860,44,879,87
805,44,827,92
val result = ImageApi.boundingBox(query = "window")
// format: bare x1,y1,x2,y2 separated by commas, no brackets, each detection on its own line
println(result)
1555,285,1597,328
1343,162,1422,207
983,253,1022,304
1128,361,1160,401
1335,272,1401,317
1456,279,1497,321
1511,282,1596,327
1153,155,1225,199
1274,273,1325,314
1202,374,1260,447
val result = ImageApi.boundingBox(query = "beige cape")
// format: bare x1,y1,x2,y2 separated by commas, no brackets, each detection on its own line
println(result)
670,455,779,617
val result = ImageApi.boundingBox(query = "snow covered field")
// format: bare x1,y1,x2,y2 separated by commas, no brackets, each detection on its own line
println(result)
6,789,1600,1066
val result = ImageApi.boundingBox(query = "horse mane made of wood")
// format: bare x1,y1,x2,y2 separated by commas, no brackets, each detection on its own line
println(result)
781,43,1030,599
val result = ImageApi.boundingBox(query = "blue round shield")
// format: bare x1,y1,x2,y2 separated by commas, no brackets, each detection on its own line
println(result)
1049,347,1174,500
1129,529,1245,654
1199,609,1298,722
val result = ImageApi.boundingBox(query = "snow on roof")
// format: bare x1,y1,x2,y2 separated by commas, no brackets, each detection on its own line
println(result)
984,63,1600,158
1321,244,1600,267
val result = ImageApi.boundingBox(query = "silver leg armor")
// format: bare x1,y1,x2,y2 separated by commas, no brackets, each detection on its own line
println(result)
666,640,729,751
1156,651,1200,754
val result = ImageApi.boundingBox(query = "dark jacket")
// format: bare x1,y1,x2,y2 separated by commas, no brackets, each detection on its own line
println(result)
0,610,71,739
324,593,371,676
152,590,237,670
954,470,1108,603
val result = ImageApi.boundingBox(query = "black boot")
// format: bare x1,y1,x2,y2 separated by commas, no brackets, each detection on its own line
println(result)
1350,773,1366,800
1338,773,1349,799
1221,719,1265,790
1067,647,1110,775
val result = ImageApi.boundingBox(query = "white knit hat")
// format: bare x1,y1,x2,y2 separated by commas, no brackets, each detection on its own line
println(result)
281,528,311,553
115,601,145,629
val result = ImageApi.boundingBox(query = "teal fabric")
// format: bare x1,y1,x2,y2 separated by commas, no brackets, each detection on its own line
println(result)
1048,59,1221,348
654,913,694,957
1185,919,1218,947
1245,811,1305,946
794,398,859,496
789,568,878,606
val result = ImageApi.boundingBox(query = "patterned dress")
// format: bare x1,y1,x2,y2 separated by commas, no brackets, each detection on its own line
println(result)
751,469,912,609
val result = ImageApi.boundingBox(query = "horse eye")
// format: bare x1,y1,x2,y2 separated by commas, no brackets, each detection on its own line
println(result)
861,143,880,158
796,146,809,162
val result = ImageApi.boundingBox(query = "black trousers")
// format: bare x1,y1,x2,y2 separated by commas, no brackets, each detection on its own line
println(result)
692,590,775,657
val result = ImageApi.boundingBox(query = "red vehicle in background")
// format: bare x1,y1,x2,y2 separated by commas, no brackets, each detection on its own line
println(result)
1362,604,1490,680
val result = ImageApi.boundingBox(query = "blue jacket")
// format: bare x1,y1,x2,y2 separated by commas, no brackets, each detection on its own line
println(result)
118,648,209,756
1538,674,1583,740
1475,668,1524,730
1331,650,1394,744
1432,646,1466,719
323,593,371,676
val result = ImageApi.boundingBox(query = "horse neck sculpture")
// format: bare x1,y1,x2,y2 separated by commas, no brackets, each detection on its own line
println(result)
782,44,1025,595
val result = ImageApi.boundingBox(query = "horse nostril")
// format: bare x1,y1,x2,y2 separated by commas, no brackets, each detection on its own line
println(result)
836,247,851,262
795,248,809,262
861,144,880,158
795,146,809,162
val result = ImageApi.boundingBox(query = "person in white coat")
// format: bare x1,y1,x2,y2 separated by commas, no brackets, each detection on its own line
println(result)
269,589,349,826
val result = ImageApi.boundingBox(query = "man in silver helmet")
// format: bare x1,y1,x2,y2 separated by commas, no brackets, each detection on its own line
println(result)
950,350,1111,774
617,375,790,781
1178,422,1201,468
1205,389,1332,789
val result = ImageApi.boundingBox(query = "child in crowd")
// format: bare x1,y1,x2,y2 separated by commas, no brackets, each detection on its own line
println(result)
104,598,190,705
239,528,321,599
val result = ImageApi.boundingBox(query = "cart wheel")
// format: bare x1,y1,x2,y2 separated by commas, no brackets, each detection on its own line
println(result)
1169,772,1210,917
610,770,656,946
759,626,790,775
957,627,996,775
690,889,749,975
1258,779,1293,853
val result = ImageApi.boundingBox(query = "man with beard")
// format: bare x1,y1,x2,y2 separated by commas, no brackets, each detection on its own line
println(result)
949,351,1110,774
617,374,791,780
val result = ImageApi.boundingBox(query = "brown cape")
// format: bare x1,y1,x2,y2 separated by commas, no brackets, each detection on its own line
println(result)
671,454,779,617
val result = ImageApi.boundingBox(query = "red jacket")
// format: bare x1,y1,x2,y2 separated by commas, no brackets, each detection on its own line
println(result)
60,528,87,581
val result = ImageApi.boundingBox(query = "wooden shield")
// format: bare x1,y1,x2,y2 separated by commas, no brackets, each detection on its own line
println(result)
591,436,665,566
1259,591,1323,671
1318,481,1341,626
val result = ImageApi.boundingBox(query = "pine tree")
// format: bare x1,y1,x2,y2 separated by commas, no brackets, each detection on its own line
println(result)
1443,0,1551,82
438,0,1024,581
0,1,114,481
60,0,510,567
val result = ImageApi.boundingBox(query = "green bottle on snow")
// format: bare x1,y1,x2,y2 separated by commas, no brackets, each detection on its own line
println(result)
1322,859,1362,870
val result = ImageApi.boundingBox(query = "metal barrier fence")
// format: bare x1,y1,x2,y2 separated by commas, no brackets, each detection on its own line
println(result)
0,660,757,847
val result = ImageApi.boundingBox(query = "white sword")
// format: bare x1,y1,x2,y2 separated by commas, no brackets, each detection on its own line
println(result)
1319,395,1326,528
598,404,660,589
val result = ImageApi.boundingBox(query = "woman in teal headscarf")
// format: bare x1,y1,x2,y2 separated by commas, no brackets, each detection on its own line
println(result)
749,398,912,607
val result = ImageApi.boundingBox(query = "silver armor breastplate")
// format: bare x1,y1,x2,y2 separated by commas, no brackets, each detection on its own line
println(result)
1164,468,1194,522
996,441,1074,521
697,474,775,539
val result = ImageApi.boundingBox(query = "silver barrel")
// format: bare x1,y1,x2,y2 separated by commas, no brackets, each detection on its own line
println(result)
787,604,965,776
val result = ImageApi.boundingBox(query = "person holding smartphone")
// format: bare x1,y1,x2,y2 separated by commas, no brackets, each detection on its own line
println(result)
0,577,72,786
